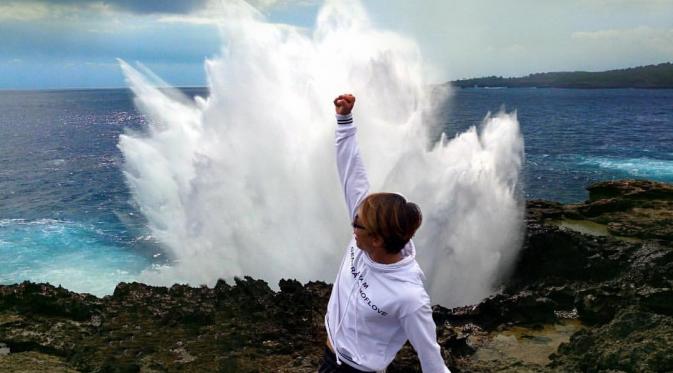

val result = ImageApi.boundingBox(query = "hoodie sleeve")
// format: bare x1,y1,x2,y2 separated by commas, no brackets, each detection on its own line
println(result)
401,303,451,373
335,113,370,221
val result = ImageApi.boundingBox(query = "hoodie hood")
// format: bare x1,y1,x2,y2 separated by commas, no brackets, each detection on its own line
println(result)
359,239,425,285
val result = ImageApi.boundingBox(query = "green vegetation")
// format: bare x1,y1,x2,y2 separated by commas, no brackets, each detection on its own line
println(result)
451,62,673,88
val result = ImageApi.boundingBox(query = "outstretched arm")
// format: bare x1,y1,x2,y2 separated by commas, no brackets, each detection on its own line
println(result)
334,94,369,221
401,303,452,373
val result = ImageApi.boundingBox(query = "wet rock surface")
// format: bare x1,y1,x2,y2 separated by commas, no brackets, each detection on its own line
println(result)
1,180,672,372
1,278,329,372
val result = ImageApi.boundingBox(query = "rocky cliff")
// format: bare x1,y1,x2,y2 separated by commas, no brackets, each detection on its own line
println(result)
1,180,672,372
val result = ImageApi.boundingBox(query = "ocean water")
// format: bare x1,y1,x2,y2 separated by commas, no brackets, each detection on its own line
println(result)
443,88,673,202
0,88,671,295
0,89,176,295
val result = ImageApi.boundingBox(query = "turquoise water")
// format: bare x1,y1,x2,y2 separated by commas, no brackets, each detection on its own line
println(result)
0,218,150,295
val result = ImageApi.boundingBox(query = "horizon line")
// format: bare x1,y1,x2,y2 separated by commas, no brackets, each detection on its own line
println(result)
2,61,670,92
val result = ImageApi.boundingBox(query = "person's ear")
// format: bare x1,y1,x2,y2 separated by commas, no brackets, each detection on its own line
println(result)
372,235,385,250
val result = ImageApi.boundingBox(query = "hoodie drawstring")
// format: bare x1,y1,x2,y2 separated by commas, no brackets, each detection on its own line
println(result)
332,266,361,365
354,266,369,362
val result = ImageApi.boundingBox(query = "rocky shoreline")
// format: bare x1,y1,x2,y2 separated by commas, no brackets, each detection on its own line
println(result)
1,180,672,372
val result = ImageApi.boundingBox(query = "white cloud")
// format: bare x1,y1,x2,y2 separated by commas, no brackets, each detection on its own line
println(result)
573,26,673,54
0,2,50,21
0,0,213,21
247,0,318,11
0,1,111,21
156,0,251,25
247,0,280,9
157,14,222,25
157,0,315,27
574,26,660,40
580,0,673,8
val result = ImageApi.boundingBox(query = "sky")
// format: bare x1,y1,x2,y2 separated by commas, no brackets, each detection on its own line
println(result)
1,0,672,89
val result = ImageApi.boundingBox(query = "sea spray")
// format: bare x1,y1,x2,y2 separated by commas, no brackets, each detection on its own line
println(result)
118,0,524,307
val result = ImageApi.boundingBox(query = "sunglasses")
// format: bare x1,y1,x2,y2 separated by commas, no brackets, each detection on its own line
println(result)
351,214,367,230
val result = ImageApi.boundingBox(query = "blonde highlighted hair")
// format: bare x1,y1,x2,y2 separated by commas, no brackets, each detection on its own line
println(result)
358,193,422,254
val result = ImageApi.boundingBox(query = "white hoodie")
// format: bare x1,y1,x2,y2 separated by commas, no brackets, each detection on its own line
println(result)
325,113,450,373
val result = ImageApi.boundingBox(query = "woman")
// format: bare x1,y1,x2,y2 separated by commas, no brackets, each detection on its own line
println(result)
320,94,450,373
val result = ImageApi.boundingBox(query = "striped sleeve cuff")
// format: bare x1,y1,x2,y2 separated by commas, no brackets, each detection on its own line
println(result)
336,113,353,125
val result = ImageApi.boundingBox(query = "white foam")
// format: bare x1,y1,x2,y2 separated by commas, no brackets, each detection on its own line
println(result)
118,0,524,307
580,156,673,179
0,219,148,296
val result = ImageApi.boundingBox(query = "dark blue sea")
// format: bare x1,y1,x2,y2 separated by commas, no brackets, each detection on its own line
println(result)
1,88,672,295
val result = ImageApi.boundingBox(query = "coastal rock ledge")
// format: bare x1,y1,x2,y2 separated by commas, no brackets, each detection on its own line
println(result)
1,179,672,372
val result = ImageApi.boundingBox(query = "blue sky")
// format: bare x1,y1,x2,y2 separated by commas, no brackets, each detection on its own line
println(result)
1,0,672,89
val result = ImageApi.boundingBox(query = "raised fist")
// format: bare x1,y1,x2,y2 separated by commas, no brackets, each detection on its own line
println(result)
333,94,356,115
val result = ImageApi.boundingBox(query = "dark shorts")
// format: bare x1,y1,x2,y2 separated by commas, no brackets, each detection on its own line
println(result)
318,345,375,373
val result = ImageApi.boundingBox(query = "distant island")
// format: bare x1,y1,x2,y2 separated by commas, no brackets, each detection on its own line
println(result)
450,62,673,89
